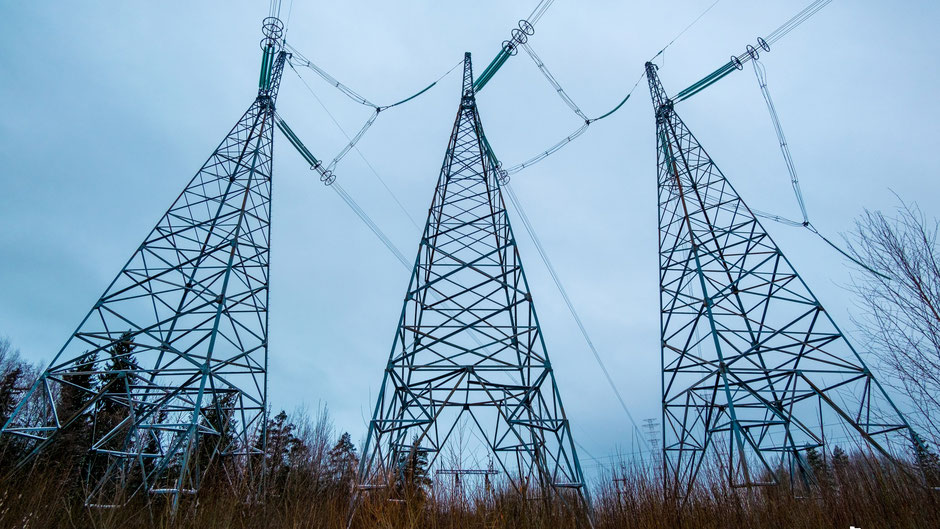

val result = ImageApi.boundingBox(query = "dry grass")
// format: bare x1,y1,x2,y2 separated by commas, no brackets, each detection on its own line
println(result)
1,451,938,529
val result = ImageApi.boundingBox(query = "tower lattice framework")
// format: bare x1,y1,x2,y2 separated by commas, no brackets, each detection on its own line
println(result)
645,61,919,495
1,18,288,508
356,53,588,508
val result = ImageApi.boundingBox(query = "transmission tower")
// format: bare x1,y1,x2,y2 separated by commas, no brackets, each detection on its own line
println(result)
645,61,921,496
1,17,287,508
355,53,589,514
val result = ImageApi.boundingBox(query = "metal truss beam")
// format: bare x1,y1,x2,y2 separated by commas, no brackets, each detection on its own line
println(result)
1,18,288,510
354,53,590,520
645,61,920,497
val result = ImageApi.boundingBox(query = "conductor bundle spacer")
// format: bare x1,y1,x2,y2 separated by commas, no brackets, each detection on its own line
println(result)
261,17,284,49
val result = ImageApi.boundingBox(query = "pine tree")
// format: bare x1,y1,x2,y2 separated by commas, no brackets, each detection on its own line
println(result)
143,408,167,478
831,445,849,487
47,351,98,484
0,367,22,428
85,333,140,485
326,432,358,488
805,446,833,491
95,332,138,452
0,339,37,467
260,409,300,491
197,392,238,489
396,435,431,500
0,365,24,466
913,434,940,487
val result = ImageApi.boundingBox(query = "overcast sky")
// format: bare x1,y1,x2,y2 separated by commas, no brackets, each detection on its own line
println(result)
2,1,939,478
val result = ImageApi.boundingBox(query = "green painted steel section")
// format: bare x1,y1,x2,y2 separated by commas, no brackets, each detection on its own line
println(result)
353,53,592,526
259,45,275,90
0,40,288,510
593,93,632,122
674,61,735,102
646,61,925,498
473,47,511,93
383,81,437,109
276,117,320,167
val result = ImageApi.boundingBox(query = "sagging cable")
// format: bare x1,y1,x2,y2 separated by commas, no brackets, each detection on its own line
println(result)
288,54,462,174
285,44,375,107
503,70,646,176
506,123,589,176
289,65,423,229
753,59,808,224
745,59,888,280
754,210,892,281
521,42,587,121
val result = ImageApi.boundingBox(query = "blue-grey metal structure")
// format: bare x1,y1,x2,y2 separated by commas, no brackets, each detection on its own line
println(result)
1,18,287,509
355,53,589,510
646,61,921,496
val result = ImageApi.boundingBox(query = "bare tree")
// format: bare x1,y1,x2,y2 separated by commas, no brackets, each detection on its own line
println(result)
848,200,940,444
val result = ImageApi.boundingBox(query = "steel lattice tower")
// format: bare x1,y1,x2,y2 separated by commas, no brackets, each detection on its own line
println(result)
645,61,920,495
1,18,287,508
356,53,589,510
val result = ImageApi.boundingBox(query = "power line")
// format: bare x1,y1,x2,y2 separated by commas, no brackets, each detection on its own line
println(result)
649,0,722,63
286,62,422,228
673,0,834,103
745,59,890,280
504,183,651,453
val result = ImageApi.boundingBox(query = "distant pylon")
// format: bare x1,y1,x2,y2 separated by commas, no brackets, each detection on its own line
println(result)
354,53,589,515
1,17,288,509
645,61,921,496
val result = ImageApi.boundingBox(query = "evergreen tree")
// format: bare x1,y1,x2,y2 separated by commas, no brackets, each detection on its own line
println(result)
805,445,833,491
95,332,138,452
831,445,849,486
913,434,940,487
396,435,431,500
0,366,22,428
0,339,38,467
47,351,98,484
260,409,300,490
143,408,167,477
197,392,238,489
0,365,24,465
326,432,358,487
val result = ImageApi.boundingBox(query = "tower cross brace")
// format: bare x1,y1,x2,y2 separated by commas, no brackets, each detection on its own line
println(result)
353,52,590,519
645,60,921,495
1,17,288,509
